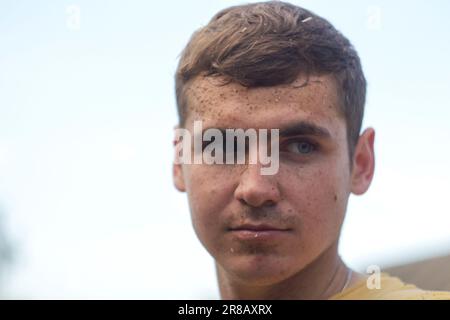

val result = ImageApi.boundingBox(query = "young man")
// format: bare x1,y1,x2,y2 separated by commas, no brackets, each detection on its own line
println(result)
172,1,450,299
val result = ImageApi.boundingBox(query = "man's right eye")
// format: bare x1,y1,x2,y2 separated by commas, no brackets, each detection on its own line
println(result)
202,138,244,163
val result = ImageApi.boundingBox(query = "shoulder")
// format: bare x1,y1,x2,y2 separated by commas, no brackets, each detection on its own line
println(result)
331,273,450,300
405,290,450,300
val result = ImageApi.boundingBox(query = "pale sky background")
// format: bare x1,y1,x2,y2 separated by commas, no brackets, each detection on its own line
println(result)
0,0,449,299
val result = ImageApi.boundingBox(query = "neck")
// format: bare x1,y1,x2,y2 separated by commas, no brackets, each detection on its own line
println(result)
216,241,351,300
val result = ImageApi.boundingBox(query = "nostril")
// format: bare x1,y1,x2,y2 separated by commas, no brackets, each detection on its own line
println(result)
239,198,277,208
264,200,276,207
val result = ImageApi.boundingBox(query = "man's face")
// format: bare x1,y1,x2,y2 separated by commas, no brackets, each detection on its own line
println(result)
174,74,353,285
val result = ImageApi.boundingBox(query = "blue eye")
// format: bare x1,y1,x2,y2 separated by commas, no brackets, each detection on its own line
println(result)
286,140,316,154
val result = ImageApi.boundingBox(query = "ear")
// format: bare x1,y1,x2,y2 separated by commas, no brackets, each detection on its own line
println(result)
173,125,186,192
350,127,375,195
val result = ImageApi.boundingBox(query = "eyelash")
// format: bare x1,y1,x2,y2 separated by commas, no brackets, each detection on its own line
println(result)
201,138,320,158
282,138,319,156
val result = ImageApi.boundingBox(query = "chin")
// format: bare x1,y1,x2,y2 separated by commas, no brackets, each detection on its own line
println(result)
221,254,302,286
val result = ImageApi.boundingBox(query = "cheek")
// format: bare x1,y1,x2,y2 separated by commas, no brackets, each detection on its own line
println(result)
184,165,238,234
281,164,348,240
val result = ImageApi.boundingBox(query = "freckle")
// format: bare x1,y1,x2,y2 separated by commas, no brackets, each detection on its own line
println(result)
334,194,338,201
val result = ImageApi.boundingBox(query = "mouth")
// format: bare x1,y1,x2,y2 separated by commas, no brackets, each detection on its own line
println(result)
228,224,292,241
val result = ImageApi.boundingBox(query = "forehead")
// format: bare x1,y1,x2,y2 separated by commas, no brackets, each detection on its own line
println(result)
184,74,344,133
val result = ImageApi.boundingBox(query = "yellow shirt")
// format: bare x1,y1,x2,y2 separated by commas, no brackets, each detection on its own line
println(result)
330,273,450,300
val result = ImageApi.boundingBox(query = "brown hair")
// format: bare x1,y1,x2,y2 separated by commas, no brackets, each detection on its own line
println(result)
175,1,366,160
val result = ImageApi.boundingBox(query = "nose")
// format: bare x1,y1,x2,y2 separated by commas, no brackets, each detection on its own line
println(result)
234,163,281,207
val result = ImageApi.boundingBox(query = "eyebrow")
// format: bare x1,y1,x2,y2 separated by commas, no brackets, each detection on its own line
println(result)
197,121,332,139
278,121,332,139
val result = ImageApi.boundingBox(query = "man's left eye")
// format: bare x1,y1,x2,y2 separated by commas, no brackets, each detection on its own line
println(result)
285,140,316,155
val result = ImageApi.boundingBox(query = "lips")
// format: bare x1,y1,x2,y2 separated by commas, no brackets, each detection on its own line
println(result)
228,224,291,241
230,224,289,232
